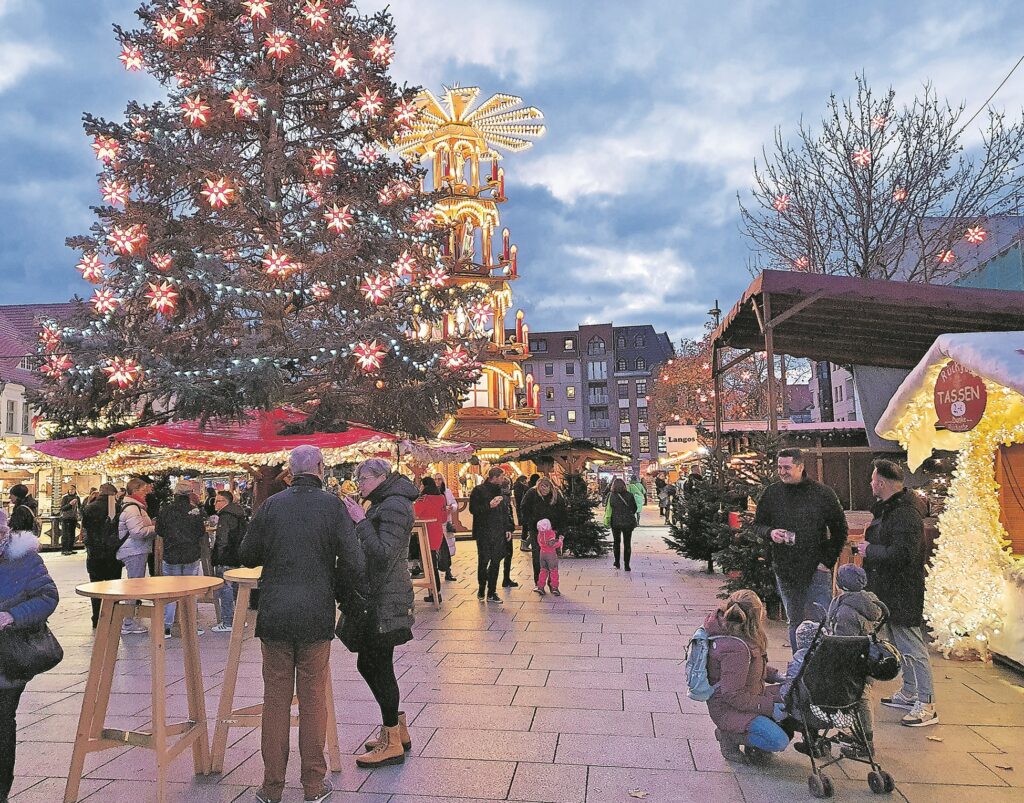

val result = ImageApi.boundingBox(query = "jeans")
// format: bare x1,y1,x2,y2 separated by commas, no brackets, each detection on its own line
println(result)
120,553,149,630
776,568,833,652
213,565,239,626
476,535,504,595
611,526,634,569
162,560,203,627
888,624,935,703
746,715,790,752
0,686,25,800
357,642,400,727
260,639,331,800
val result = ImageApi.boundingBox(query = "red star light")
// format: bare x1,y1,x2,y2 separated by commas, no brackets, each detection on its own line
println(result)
357,144,380,164
76,254,106,283
91,289,121,314
324,204,353,235
150,253,173,272
360,274,392,303
369,35,393,65
181,95,211,127
41,354,72,379
938,249,956,264
262,248,295,277
304,182,323,204
309,148,337,176
791,256,810,271
108,226,138,255
353,340,387,372
964,226,987,244
265,30,294,60
91,135,120,163
128,224,149,252
390,181,414,200
119,46,144,71
310,281,332,300
892,187,908,202
201,177,235,209
101,179,131,206
242,0,271,21
177,1,206,26
410,209,433,231
354,87,383,117
155,14,184,44
468,301,492,327
228,87,258,118
425,265,448,287
773,194,790,212
870,115,887,130
441,345,470,371
38,325,61,352
392,251,416,278
394,99,417,127
301,0,328,29
198,57,217,75
377,186,394,205
329,42,354,76
145,281,179,314
103,356,144,388
852,148,872,167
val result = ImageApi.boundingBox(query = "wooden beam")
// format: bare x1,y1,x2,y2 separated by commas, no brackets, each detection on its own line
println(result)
763,292,778,434
716,348,757,376
765,289,828,330
750,296,765,334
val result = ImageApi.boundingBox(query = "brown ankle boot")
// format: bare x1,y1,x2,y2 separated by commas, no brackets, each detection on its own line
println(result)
356,724,405,768
363,711,411,751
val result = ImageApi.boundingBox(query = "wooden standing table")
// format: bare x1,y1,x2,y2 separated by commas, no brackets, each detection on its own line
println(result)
65,576,222,803
209,567,342,774
410,520,441,610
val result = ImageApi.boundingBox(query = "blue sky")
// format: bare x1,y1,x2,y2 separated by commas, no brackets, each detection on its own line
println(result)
2,0,1023,344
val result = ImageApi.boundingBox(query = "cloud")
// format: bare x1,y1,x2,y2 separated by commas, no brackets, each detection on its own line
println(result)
0,40,58,93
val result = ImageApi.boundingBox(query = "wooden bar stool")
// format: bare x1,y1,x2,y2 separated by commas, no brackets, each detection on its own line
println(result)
210,567,342,774
65,576,223,803
410,520,440,610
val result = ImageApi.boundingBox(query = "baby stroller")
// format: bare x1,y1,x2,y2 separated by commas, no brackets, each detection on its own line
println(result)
784,618,898,798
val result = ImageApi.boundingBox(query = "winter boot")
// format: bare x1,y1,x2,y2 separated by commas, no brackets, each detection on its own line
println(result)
356,724,405,768
715,728,745,763
364,712,412,752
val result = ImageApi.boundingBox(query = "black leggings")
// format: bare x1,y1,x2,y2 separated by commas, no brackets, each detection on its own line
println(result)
0,686,24,800
611,526,634,568
357,643,400,727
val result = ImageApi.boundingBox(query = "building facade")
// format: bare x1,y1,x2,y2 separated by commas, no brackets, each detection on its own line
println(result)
524,324,673,469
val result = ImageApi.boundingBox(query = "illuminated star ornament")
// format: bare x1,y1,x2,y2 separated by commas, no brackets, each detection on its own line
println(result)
892,187,908,203
357,145,380,164
155,14,185,45
353,340,387,372
177,0,206,27
242,0,271,21
369,35,393,65
354,87,383,117
262,248,295,277
76,254,106,283
324,204,353,235
392,251,416,278
394,100,418,127
41,354,72,379
227,87,258,118
791,256,810,271
773,194,790,212
468,300,492,326
108,225,141,255
852,148,872,167
146,281,179,314
360,274,392,303
91,135,120,163
410,209,434,231
38,325,62,352
329,42,354,76
182,95,211,127
425,265,448,287
377,186,394,205
119,46,144,72
150,253,173,272
265,30,294,60
441,345,470,371
964,226,987,244
201,177,235,209
91,289,121,315
870,115,887,130
301,0,328,29
309,148,337,176
310,281,332,300
938,249,956,264
100,179,131,206
103,356,144,388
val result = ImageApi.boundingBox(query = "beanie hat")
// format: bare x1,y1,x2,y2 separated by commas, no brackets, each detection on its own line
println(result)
795,619,819,650
837,563,868,592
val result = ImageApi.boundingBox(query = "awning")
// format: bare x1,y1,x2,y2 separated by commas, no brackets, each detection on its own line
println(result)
497,439,630,473
398,438,475,464
32,435,110,462
438,411,567,452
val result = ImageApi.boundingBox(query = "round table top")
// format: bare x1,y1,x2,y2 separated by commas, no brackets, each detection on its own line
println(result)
76,576,222,600
223,567,262,585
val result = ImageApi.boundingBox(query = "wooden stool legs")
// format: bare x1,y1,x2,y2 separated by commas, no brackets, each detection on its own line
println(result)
410,524,441,610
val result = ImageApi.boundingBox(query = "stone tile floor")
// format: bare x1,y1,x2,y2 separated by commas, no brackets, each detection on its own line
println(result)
10,508,1024,801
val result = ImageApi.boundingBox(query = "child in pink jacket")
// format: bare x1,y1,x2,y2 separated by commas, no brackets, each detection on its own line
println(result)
533,518,563,596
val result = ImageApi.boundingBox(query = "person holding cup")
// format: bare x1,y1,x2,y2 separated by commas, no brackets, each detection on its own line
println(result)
752,448,848,651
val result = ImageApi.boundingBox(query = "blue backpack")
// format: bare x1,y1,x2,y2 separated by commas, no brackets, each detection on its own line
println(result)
685,627,751,701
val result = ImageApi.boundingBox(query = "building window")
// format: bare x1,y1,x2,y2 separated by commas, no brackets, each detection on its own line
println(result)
567,410,577,423
545,387,554,400
593,437,610,448
587,361,607,380
849,409,857,421
635,358,647,371
5,401,15,433
617,380,629,397
22,405,31,434
565,363,575,375
639,434,650,453
638,407,648,422
616,335,626,349
619,408,630,424
616,358,627,371
589,408,609,429
18,357,32,370
588,384,609,406
530,340,547,352
634,334,646,348
563,338,575,351
524,363,533,375
620,434,632,453
566,386,576,400
547,412,556,424
636,380,647,396
544,363,554,377
587,336,606,355
657,434,667,453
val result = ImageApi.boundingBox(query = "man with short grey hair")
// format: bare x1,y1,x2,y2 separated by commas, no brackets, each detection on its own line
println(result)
241,445,366,803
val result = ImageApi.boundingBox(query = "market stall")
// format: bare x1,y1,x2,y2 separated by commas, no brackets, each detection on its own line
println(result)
875,331,1024,666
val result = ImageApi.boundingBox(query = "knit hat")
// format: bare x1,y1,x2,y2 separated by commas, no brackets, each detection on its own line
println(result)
795,619,819,650
837,563,868,592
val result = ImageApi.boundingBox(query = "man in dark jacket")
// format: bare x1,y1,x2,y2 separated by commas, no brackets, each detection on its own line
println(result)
58,485,81,554
81,483,122,628
469,467,513,602
854,459,937,727
753,448,848,651
210,490,246,632
156,479,207,638
239,445,365,803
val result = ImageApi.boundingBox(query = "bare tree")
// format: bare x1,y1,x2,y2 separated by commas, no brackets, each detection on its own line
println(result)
740,75,1024,282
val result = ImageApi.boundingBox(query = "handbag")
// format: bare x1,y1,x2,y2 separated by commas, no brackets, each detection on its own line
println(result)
0,623,64,681
336,521,406,653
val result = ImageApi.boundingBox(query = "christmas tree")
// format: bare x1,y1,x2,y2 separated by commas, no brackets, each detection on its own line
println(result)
663,449,730,573
560,473,610,558
32,0,486,436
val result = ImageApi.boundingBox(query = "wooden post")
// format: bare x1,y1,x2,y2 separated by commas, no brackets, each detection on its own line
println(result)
713,343,725,489
763,292,779,434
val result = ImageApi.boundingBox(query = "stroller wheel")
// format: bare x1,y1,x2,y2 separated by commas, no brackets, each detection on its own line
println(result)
868,770,895,794
809,773,834,799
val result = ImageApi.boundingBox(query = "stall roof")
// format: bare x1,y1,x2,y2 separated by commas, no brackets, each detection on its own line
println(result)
497,439,629,465
711,270,1024,370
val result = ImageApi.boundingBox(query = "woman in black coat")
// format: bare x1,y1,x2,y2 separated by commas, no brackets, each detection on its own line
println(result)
607,478,639,571
520,477,567,584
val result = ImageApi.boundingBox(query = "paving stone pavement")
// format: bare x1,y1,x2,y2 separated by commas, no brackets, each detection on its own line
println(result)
10,507,1024,802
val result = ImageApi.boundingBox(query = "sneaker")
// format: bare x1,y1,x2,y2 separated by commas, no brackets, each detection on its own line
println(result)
211,623,232,633
534,587,546,595
551,589,561,596
477,589,485,600
196,627,205,635
164,627,172,639
486,594,503,604
444,574,458,581
121,623,146,635
304,778,333,802
254,791,281,803
502,579,519,588
613,563,620,569
881,690,917,710
901,701,938,727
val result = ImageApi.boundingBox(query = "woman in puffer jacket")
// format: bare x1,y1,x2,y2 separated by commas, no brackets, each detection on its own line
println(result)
703,589,789,763
0,508,59,803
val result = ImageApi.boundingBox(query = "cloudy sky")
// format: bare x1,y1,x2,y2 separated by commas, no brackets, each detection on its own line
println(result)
2,0,1023,344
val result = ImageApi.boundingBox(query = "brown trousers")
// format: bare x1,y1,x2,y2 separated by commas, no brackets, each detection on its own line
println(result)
259,639,331,799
